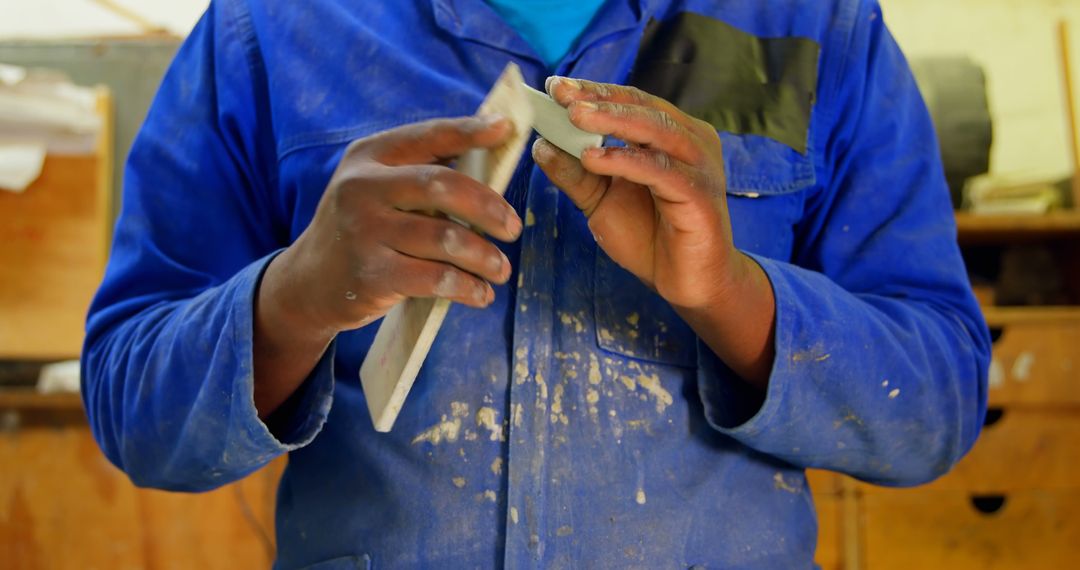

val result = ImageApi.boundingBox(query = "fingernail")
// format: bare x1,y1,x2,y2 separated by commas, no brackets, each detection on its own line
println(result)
582,146,606,159
531,138,553,161
505,212,523,238
574,101,597,113
546,76,580,96
477,283,494,305
490,251,509,274
481,113,507,127
545,76,557,94
490,251,505,274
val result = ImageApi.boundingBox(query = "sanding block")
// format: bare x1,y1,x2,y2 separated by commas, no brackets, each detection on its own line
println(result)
521,83,603,159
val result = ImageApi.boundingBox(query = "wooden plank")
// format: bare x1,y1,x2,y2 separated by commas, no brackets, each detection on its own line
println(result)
360,64,534,432
0,390,83,411
861,489,1080,569
0,88,113,360
982,305,1080,326
955,212,1080,243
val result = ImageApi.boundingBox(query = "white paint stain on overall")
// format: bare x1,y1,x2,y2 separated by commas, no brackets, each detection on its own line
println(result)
412,402,471,445
586,388,601,421
628,362,673,414
550,384,568,425
773,472,799,493
515,346,530,385
512,403,524,427
476,407,506,441
588,354,602,385
558,311,586,334
535,370,549,414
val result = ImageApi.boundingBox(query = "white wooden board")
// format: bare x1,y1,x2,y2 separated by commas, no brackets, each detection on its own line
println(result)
360,63,535,432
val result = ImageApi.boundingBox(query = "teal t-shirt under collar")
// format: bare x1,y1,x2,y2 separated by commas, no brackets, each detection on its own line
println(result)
484,0,609,68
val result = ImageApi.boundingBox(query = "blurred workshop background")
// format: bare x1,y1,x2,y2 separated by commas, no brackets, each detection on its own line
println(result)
2,0,1079,568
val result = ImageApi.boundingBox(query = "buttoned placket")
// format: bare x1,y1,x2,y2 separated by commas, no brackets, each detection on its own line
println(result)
429,1,663,566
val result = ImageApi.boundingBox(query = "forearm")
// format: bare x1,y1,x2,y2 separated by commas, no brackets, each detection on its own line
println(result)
253,248,337,419
675,252,776,391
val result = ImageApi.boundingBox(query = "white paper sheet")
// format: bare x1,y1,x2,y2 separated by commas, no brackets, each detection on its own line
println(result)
0,142,47,193
0,63,102,156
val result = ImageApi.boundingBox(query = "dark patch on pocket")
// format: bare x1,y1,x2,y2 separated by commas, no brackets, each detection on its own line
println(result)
629,12,820,154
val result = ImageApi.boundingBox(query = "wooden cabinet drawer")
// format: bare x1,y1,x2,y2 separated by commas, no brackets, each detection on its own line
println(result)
860,409,1080,494
862,490,1080,569
987,317,1080,406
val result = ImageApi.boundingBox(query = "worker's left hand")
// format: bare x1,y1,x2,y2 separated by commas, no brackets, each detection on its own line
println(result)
533,78,750,310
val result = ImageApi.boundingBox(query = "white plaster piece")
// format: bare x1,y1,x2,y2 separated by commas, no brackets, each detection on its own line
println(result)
521,83,603,159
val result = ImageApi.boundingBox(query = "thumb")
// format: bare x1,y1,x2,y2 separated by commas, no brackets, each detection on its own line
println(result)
531,137,609,217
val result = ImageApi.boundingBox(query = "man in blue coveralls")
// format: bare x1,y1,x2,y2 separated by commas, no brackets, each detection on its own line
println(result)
82,0,990,568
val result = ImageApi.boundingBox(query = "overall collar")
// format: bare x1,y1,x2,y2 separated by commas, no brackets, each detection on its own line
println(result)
431,0,663,66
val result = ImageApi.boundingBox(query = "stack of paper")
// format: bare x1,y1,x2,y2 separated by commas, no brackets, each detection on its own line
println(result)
964,174,1068,215
0,63,102,192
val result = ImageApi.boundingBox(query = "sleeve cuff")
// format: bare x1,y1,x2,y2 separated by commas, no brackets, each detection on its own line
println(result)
223,251,335,464
261,341,337,446
696,252,798,443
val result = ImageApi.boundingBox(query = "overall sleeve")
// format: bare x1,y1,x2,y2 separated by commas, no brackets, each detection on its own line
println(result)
81,1,334,492
698,1,991,486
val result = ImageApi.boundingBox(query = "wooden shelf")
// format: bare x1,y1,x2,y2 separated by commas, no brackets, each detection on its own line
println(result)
956,212,1080,242
982,305,1080,326
0,390,83,412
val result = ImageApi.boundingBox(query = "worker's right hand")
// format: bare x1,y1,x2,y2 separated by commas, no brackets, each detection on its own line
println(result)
259,115,523,337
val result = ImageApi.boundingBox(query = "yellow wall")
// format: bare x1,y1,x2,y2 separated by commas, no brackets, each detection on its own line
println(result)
881,0,1079,183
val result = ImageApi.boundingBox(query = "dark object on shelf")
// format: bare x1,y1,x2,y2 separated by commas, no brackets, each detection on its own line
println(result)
911,57,994,209
0,361,46,388
995,245,1069,306
1055,176,1077,209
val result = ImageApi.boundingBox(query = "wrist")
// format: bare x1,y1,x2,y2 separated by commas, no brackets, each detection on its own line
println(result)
257,250,337,349
671,249,758,315
709,251,761,311
671,251,776,389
